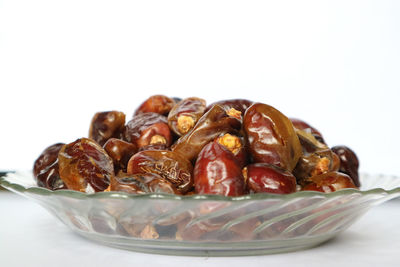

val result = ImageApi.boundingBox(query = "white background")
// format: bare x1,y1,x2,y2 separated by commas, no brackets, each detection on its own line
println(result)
1,1,400,266
1,1,399,175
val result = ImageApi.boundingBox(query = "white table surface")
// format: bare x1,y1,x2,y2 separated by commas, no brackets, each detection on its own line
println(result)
0,191,399,267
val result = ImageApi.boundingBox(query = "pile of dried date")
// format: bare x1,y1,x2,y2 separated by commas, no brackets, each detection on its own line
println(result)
33,95,360,195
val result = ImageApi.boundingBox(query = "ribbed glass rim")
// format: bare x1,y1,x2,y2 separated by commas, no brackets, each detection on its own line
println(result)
1,172,400,201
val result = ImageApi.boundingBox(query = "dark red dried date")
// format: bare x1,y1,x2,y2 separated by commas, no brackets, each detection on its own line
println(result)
103,138,137,172
331,146,360,187
194,141,245,196
244,163,297,194
127,150,193,193
124,112,172,149
33,143,65,178
243,103,302,171
33,143,66,190
110,172,178,194
36,160,67,190
168,97,206,136
134,95,176,116
172,104,241,162
302,171,356,192
89,111,126,146
58,138,114,192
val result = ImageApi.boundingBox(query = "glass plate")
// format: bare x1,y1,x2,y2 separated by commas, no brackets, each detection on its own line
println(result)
1,171,399,256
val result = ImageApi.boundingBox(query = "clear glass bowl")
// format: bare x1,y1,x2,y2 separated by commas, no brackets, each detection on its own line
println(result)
1,171,399,256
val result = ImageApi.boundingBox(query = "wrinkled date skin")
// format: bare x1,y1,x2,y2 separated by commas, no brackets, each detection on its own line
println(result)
194,141,245,196
168,97,207,136
243,103,302,171
127,150,193,193
134,95,176,116
58,138,114,192
124,112,172,149
103,138,137,172
206,99,253,114
172,104,241,162
33,143,65,178
138,143,168,152
110,172,179,194
36,160,67,190
331,146,360,187
244,163,297,194
89,111,126,146
302,171,356,192
33,143,66,190
293,130,339,186
290,118,324,143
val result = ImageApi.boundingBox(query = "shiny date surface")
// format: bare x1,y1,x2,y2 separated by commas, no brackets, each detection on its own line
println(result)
168,97,206,136
243,103,302,171
244,163,297,194
194,141,245,196
89,111,126,146
172,104,241,162
302,171,356,193
134,95,176,116
124,112,172,149
331,145,360,187
58,138,114,193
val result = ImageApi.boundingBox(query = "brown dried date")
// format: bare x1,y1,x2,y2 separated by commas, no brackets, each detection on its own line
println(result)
33,143,64,178
172,104,241,162
331,145,360,187
194,141,245,196
302,171,356,192
243,103,302,171
243,163,297,194
293,130,340,186
103,138,137,172
127,150,193,193
168,97,206,136
58,138,114,193
124,112,172,149
110,172,178,194
134,95,176,116
89,111,126,146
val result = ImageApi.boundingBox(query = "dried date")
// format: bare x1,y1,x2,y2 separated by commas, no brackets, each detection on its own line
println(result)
168,97,206,136
134,95,176,116
110,172,178,194
331,145,360,187
172,104,241,162
243,103,302,171
124,112,172,149
58,138,114,192
103,138,137,172
302,171,356,192
89,111,126,146
194,141,245,196
243,163,296,194
127,150,193,193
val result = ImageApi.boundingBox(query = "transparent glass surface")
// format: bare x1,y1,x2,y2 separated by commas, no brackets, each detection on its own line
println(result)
1,171,399,256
